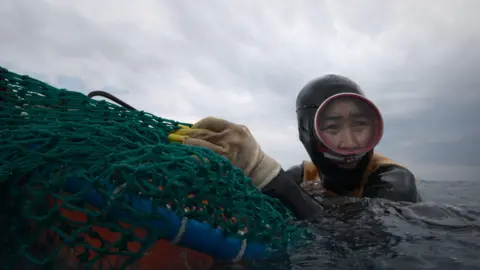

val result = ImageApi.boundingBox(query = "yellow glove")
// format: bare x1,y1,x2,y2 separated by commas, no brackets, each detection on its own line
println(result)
168,117,281,189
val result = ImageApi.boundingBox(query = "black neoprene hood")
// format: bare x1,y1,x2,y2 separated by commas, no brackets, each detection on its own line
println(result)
295,74,372,192
296,74,364,110
295,74,365,151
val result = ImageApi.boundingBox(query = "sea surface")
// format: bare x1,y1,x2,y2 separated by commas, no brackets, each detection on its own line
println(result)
245,180,480,270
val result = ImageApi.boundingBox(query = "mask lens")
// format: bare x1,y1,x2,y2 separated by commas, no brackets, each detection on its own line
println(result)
313,93,383,156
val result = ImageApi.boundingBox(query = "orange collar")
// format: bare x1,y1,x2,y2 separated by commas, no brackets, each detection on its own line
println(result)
302,153,401,198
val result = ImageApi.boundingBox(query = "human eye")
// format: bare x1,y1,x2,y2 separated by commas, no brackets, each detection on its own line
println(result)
321,123,340,131
352,119,369,127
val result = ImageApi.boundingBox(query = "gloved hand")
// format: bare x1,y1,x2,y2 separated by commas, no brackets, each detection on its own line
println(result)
168,117,281,189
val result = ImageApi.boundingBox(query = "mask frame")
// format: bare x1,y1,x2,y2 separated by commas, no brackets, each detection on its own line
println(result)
312,93,384,161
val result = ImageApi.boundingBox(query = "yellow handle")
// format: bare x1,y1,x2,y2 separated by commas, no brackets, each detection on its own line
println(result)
167,124,211,144
168,124,190,143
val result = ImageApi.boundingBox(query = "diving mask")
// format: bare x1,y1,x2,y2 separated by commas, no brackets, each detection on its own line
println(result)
313,93,383,164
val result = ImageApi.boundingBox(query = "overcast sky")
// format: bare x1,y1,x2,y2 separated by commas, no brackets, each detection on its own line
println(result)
1,0,479,181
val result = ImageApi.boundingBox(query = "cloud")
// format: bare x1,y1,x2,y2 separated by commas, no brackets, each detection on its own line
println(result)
1,0,478,181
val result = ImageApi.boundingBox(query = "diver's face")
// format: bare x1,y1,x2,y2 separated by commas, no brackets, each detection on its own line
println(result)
309,93,383,169
320,100,372,149
318,99,373,157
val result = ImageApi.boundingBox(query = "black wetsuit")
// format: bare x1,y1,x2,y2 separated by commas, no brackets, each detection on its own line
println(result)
261,75,422,220
262,163,422,220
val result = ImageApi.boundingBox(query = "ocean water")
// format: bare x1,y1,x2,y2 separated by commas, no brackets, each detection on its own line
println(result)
245,180,480,270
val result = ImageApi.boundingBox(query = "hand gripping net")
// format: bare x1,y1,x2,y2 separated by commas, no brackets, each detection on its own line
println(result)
0,67,305,269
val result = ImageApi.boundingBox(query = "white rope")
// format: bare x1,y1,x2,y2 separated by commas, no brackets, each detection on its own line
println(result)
231,238,247,263
112,182,127,195
180,249,193,270
171,217,188,245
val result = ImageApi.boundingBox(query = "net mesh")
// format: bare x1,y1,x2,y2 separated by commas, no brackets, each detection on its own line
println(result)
0,67,304,269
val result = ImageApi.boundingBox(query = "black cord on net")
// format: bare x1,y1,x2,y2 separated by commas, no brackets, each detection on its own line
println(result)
88,90,136,110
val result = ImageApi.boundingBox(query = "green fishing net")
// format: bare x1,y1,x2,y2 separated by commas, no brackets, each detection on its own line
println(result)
0,66,305,269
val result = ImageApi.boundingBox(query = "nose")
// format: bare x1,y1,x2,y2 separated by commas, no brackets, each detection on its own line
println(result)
339,128,357,148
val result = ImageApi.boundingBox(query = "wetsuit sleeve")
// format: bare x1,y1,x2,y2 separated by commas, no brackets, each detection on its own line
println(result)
261,165,324,220
364,165,422,203
284,164,304,185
